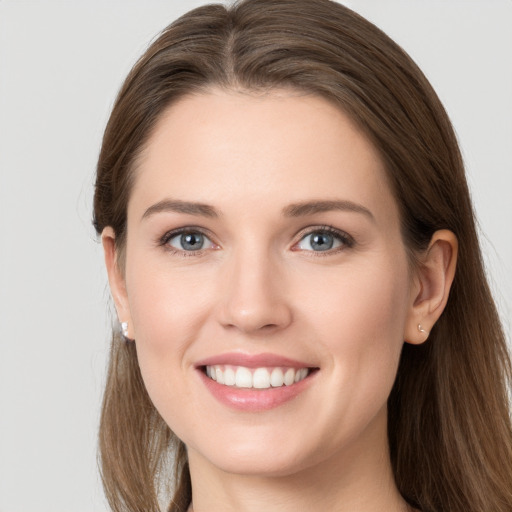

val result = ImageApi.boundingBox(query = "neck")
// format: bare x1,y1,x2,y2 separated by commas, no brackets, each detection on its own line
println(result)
186,412,409,512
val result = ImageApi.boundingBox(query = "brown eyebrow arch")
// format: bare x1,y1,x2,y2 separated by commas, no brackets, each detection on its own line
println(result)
142,199,220,220
282,200,374,221
142,198,373,221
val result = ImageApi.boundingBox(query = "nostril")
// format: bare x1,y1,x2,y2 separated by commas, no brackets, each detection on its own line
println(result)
261,323,280,330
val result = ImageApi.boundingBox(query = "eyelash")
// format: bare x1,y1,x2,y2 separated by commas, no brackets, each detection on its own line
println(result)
158,225,355,257
292,225,355,255
158,227,216,257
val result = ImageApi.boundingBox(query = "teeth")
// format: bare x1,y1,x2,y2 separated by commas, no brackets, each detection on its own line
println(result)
294,368,308,383
284,368,295,386
205,365,310,389
235,367,252,388
270,368,284,387
224,367,236,386
253,368,270,389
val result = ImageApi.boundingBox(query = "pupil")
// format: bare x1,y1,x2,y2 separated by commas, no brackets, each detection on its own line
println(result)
181,233,203,250
311,232,333,251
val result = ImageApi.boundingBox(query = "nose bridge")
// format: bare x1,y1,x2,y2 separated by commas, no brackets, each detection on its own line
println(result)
218,241,292,333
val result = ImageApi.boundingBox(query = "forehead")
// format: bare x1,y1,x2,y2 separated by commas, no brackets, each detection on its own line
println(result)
130,88,397,221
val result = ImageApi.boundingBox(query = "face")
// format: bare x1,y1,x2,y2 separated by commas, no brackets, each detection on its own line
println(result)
110,89,420,478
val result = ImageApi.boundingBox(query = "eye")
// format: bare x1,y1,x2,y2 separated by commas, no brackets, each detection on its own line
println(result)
166,231,215,252
295,228,352,252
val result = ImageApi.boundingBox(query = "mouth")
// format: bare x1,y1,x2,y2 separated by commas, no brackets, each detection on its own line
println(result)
195,353,319,410
202,364,314,389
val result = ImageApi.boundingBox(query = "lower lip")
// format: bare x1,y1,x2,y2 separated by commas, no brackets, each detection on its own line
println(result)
198,369,316,411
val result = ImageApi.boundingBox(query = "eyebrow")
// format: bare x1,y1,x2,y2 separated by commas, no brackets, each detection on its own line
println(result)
282,200,374,221
141,198,374,222
142,199,220,220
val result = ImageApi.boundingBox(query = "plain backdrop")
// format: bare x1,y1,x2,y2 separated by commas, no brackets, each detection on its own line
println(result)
0,1,511,511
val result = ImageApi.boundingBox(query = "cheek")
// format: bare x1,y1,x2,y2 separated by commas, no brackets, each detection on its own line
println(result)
300,252,410,337
126,258,212,351
125,266,213,436
122,254,215,413
301,254,411,408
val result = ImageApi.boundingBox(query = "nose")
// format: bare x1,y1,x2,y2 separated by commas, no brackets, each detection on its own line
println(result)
217,247,293,335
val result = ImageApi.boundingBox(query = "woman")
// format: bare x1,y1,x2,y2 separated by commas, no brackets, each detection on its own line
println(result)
93,0,512,511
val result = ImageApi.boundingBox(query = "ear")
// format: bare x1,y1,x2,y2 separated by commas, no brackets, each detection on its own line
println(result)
404,229,458,344
102,227,133,339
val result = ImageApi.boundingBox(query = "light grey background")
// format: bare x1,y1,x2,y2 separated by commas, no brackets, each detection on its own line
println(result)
0,1,510,511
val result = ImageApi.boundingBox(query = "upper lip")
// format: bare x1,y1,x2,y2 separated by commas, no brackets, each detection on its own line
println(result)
195,352,316,369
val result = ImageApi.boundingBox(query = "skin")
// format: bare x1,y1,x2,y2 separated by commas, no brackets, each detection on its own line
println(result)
103,89,457,512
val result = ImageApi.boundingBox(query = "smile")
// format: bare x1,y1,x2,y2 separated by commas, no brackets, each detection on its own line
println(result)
205,365,310,389
196,353,318,411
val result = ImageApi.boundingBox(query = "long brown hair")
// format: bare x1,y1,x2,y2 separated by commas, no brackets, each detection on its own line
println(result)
93,1,512,510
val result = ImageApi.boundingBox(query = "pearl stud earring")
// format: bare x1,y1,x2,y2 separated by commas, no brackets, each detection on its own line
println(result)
418,324,429,337
121,321,130,340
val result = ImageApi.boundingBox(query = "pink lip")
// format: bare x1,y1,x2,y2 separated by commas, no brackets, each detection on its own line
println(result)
198,371,317,411
195,352,313,369
195,352,318,412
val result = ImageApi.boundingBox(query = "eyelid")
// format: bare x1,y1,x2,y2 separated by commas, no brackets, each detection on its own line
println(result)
156,224,354,255
158,226,219,255
291,225,355,253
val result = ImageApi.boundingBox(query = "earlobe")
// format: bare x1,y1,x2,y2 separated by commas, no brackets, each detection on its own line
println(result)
405,229,458,344
101,227,132,336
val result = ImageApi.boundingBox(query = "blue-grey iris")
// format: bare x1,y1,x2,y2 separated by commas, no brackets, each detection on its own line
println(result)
310,232,334,251
181,232,204,250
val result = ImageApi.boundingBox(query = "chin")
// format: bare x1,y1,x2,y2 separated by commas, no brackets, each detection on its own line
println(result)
187,428,326,478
